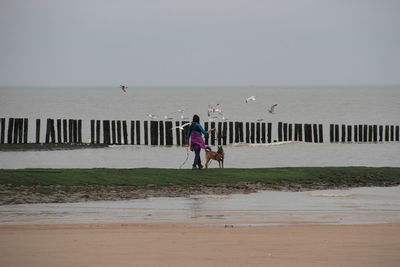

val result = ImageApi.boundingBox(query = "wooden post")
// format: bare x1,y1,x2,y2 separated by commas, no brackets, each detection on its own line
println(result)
103,120,111,144
130,121,135,144
68,120,72,143
165,121,173,145
63,119,67,143
278,122,282,142
181,121,189,146
73,120,78,143
50,119,56,143
111,120,116,144
229,122,234,144
136,120,141,145
23,118,28,144
261,122,266,143
16,119,23,144
318,124,323,143
159,121,164,146
78,120,82,143
283,123,288,142
36,119,41,144
218,122,223,145
347,125,352,142
239,122,244,142
175,121,180,146
288,124,292,141
13,118,19,144
256,122,261,143
204,122,209,145
373,125,377,142
245,122,250,143
116,120,122,145
250,122,255,143
368,125,373,142
358,125,363,142
223,122,227,145
298,124,303,141
354,125,358,142
57,119,62,143
333,124,339,142
234,122,240,143
0,118,5,144
329,124,334,142
363,125,368,142
390,125,394,141
304,124,311,142
396,126,399,141
96,120,101,144
385,125,389,141
267,123,272,143
313,124,318,143
379,125,383,142
341,124,346,143
123,120,128,144
45,119,50,144
7,118,14,144
211,122,216,145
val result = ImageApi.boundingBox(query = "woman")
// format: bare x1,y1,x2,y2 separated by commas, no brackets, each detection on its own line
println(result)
187,114,215,169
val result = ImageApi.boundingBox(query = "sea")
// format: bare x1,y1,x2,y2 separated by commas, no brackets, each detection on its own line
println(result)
0,86,399,168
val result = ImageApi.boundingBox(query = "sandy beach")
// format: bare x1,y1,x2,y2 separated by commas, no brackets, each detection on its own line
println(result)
0,222,399,267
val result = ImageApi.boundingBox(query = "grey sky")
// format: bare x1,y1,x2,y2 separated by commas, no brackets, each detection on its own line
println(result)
0,0,399,87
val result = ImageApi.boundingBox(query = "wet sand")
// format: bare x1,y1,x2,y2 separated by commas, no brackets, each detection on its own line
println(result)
0,222,399,267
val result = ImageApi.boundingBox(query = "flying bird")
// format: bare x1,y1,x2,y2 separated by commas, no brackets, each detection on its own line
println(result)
268,104,278,114
147,114,159,119
119,85,128,93
171,122,191,130
256,118,264,122
244,96,256,103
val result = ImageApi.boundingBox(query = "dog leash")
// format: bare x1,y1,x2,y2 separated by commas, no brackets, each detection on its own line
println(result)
179,145,189,169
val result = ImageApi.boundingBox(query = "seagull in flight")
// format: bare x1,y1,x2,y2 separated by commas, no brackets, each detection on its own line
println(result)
147,114,159,119
171,122,191,130
244,96,256,103
119,85,128,93
268,104,278,114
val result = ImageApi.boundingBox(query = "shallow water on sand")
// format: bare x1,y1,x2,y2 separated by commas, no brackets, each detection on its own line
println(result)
1,186,399,226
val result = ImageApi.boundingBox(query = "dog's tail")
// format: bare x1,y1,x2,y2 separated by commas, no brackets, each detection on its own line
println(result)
205,146,212,152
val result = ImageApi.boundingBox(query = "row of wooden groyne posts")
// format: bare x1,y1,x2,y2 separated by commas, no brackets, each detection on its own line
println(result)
1,118,399,146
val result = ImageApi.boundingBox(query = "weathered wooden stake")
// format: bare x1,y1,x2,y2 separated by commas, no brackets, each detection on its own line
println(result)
13,118,19,144
150,121,156,145
36,119,41,144
229,122,234,144
57,119,62,143
17,119,23,144
341,124,346,143
73,120,78,143
45,119,50,143
62,119,67,143
318,124,323,143
7,118,14,144
130,121,135,144
396,125,399,141
278,122,282,142
379,125,383,142
373,125,377,142
385,125,389,141
347,125,352,142
116,120,122,145
123,120,128,144
136,120,141,145
182,121,189,146
334,124,339,143
218,122,222,145
165,121,173,145
304,124,311,142
0,118,5,144
390,125,394,141
234,122,240,143
250,122,255,143
111,120,116,144
239,122,244,142
354,125,358,142
175,121,180,146
96,120,101,144
261,122,266,143
363,125,368,142
368,125,373,142
210,122,216,145
288,124,292,141
50,119,56,143
256,122,260,143
283,123,288,142
159,121,164,146
313,124,318,143
245,122,250,143
23,118,28,144
267,123,272,143
358,125,363,142
68,120,73,143
103,120,110,144
223,122,227,145
204,122,209,145
329,124,334,142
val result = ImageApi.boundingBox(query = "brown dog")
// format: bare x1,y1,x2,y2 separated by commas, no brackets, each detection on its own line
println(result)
205,146,224,168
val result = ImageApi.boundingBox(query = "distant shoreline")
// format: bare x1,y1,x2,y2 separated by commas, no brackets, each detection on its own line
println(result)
0,167,399,205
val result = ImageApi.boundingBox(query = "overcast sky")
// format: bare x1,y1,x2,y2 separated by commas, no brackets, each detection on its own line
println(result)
0,0,399,87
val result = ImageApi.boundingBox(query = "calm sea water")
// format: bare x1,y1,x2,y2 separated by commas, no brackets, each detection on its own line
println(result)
0,87,399,168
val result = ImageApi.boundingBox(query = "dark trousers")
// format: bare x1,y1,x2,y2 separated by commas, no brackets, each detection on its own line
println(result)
193,148,202,167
